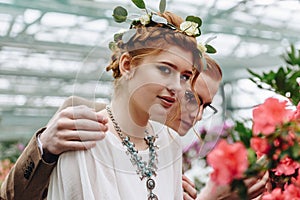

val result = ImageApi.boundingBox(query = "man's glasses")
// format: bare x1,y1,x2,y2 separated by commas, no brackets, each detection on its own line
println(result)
184,90,218,119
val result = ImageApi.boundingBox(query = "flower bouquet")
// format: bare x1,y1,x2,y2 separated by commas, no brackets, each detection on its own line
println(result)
207,97,300,199
206,44,300,199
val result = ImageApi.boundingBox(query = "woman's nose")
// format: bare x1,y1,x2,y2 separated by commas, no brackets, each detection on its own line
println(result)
167,75,186,96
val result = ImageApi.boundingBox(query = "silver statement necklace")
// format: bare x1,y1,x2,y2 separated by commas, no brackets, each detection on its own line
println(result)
106,105,159,200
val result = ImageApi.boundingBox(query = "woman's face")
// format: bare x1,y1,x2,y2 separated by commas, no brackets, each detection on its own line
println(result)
126,45,195,123
167,72,220,136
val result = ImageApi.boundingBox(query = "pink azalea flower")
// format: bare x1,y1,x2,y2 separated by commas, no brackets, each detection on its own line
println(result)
207,140,248,185
291,101,300,120
273,156,300,176
252,98,293,136
283,184,300,199
250,137,271,157
262,188,284,200
292,174,300,187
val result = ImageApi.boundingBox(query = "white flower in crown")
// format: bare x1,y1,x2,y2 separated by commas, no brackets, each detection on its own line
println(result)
180,21,200,36
140,14,151,25
197,42,207,54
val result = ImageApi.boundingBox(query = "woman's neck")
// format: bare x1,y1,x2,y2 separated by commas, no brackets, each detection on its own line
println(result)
110,93,151,147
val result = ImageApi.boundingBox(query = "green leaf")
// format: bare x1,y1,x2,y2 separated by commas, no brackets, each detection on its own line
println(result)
283,44,300,66
275,67,286,91
205,44,217,54
186,16,202,27
131,0,146,9
113,33,123,42
112,6,128,23
108,41,117,51
247,69,262,79
247,148,257,165
159,0,166,13
234,121,252,147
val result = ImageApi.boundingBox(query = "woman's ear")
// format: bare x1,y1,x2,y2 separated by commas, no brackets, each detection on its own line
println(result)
119,52,136,80
119,52,132,76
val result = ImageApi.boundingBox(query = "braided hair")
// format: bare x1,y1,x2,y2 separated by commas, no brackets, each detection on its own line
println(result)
106,11,202,83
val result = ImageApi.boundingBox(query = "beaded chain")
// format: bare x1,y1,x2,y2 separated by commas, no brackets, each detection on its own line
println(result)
106,105,159,200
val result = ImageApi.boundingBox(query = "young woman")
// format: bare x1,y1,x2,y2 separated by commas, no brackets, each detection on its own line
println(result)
47,11,201,200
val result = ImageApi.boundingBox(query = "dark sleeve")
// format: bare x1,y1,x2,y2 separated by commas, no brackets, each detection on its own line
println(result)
0,128,56,200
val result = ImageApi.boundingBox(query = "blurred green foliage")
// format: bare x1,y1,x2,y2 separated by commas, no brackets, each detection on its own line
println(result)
248,44,300,106
0,140,27,163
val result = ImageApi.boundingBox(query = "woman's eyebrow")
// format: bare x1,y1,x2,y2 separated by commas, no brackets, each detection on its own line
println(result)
159,61,193,75
159,61,178,70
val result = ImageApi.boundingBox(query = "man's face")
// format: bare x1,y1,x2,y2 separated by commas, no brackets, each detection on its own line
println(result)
166,73,220,136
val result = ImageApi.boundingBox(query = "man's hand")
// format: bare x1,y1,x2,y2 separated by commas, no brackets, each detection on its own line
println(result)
40,105,108,159
183,175,197,200
198,171,269,200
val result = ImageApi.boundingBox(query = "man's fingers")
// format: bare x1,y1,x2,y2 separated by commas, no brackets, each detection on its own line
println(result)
60,105,104,121
67,130,106,141
46,132,105,155
63,140,98,151
96,113,108,124
182,175,195,187
244,177,258,187
183,192,195,200
248,171,269,199
57,118,108,132
182,178,197,199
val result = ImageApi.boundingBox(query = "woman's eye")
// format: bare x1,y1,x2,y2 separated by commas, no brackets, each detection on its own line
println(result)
185,91,196,103
185,91,203,105
157,66,171,74
180,74,190,82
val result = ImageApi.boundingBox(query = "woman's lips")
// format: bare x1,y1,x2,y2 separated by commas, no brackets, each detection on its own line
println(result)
158,96,176,108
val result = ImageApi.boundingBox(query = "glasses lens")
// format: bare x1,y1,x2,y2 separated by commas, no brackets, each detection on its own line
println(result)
202,105,218,119
184,90,198,111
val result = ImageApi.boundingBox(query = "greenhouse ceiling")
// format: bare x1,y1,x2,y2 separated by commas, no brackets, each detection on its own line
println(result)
0,0,300,140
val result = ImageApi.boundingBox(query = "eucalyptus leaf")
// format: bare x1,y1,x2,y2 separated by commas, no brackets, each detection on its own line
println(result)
186,16,202,27
108,41,117,51
195,29,201,37
151,15,168,24
113,6,128,23
205,44,217,54
159,0,166,13
114,33,123,42
131,0,146,9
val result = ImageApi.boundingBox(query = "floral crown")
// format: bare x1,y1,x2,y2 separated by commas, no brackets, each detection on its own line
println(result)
110,0,217,57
